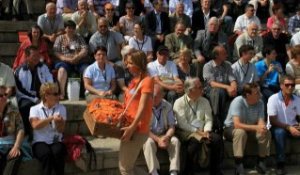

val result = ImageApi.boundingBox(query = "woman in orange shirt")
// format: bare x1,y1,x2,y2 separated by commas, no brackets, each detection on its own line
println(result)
119,50,154,175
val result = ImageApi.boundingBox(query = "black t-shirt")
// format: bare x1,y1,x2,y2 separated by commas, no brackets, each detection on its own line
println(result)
256,2,270,24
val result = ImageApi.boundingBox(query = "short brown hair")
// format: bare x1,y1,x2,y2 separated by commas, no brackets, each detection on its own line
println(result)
279,75,295,85
242,83,259,98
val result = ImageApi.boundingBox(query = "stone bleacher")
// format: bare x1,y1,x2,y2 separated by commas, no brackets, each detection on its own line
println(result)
2,17,300,175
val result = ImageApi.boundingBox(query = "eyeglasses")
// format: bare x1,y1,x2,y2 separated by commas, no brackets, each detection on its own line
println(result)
48,92,60,96
105,8,114,11
284,83,295,88
126,7,135,10
0,93,7,98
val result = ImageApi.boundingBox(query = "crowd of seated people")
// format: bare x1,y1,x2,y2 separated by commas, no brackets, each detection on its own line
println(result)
2,0,300,175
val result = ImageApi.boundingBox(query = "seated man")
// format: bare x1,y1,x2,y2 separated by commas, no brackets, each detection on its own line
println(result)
193,17,227,63
15,45,53,139
71,0,97,41
0,86,24,175
203,45,237,129
164,21,193,60
89,17,125,64
224,83,271,175
233,4,261,35
54,20,89,99
173,77,223,175
37,2,64,44
268,75,300,175
234,22,263,62
147,46,183,105
165,22,193,60
169,2,192,34
143,84,180,175
232,45,259,94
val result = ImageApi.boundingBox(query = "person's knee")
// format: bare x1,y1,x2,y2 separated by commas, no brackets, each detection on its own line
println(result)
170,136,180,147
143,138,156,150
233,129,248,139
273,128,287,139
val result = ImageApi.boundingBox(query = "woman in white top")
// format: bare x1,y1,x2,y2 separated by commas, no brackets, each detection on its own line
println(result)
29,82,67,175
83,46,117,102
128,21,153,62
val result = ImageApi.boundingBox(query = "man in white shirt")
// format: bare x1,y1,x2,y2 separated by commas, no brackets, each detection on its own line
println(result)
268,75,300,175
147,46,183,104
233,4,261,35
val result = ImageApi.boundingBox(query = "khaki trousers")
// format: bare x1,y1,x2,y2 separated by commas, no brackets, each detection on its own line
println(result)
119,133,148,175
143,136,180,173
224,127,271,157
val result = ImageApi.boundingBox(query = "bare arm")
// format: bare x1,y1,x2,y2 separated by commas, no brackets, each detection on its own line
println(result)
30,116,54,129
83,77,105,96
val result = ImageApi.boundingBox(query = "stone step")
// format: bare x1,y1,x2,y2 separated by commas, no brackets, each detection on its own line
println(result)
0,43,20,56
16,137,300,175
0,21,36,32
0,32,19,43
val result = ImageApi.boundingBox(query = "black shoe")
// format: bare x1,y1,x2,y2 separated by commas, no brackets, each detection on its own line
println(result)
256,161,267,174
235,164,245,175
276,166,286,175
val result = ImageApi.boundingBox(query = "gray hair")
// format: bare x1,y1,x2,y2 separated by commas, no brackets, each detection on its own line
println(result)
208,17,219,25
121,45,135,58
184,77,200,94
46,2,56,10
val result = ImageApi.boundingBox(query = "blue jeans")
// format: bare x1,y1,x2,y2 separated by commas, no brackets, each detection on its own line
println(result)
271,127,300,163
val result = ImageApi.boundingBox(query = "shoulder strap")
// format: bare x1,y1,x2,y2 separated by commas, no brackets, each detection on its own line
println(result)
119,78,145,119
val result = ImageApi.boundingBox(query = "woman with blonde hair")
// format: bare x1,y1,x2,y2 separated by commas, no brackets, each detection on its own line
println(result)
29,82,67,175
119,50,154,175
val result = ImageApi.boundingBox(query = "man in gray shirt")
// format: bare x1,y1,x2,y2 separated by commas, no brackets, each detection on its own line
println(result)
232,45,259,94
224,83,271,175
89,17,125,63
203,45,237,130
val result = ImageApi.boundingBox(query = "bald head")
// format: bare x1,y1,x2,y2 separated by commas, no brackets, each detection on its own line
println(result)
46,2,56,17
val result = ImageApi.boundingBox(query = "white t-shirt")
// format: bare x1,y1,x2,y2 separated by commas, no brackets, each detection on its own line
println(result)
29,102,67,144
128,36,153,54
147,59,178,83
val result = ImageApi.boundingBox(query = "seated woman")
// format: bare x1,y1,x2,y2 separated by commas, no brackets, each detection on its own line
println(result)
83,46,117,103
128,22,153,62
119,2,141,41
286,45,300,96
176,48,202,82
13,25,52,70
267,4,287,32
255,45,282,105
29,82,67,175
0,85,24,175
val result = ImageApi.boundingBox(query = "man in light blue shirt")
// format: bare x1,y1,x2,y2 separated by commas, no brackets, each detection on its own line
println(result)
143,84,180,175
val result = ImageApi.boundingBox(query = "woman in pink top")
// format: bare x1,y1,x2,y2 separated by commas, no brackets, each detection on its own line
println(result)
13,25,52,70
267,4,287,32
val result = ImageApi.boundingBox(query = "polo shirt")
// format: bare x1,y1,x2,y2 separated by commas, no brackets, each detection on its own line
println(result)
29,102,67,144
37,13,64,35
267,91,300,126
84,62,115,91
147,59,179,83
224,96,264,127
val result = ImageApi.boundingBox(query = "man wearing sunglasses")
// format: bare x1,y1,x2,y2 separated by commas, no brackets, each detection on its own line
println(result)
268,75,300,175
